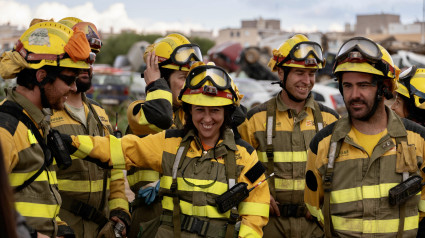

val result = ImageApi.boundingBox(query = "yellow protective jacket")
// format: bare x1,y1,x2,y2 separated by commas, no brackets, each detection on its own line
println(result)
67,128,270,238
51,93,130,238
305,107,425,237
238,93,339,205
0,88,71,237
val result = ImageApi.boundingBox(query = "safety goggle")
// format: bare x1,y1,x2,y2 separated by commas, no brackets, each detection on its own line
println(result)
276,41,324,67
159,44,203,68
89,38,102,50
179,65,237,101
335,37,382,62
399,66,417,81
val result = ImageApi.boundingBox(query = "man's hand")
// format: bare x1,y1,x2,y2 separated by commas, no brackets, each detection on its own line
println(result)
144,51,161,86
269,195,280,217
111,216,127,237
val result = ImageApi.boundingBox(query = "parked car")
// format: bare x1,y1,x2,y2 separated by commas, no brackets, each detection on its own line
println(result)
311,84,346,116
233,78,274,110
318,78,338,89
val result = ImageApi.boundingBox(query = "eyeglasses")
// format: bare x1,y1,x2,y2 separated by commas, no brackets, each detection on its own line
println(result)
159,44,202,67
57,74,78,86
276,41,324,67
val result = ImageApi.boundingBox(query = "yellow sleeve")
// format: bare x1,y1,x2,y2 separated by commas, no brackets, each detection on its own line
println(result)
0,127,19,173
419,137,425,219
127,79,173,135
304,148,325,224
70,132,165,172
109,169,130,215
237,149,269,238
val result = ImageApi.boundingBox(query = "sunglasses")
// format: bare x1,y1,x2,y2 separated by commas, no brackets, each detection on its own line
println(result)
57,74,78,86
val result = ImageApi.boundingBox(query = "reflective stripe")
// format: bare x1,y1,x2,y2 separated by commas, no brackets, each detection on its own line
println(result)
238,223,261,238
109,198,129,211
160,176,228,195
238,202,269,217
419,199,425,212
9,170,57,187
332,214,419,233
73,135,93,158
274,178,305,190
27,129,37,144
111,169,124,181
257,151,307,163
58,179,110,192
110,136,125,169
162,196,229,219
331,183,399,204
128,170,159,185
146,90,172,103
305,203,324,223
15,202,59,218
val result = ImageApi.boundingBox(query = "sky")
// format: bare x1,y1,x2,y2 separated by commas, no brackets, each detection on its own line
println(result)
0,0,423,35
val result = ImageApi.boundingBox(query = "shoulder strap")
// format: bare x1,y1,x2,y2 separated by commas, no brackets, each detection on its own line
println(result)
312,101,324,132
265,99,276,198
394,135,408,238
0,103,51,192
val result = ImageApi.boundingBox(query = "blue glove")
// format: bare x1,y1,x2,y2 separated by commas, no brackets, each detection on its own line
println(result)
137,181,160,205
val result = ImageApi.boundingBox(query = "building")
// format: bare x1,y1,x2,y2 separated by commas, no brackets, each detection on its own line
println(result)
0,23,25,53
216,17,283,47
355,13,400,35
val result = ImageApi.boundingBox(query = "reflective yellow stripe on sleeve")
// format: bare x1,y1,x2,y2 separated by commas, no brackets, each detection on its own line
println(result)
162,196,229,219
146,90,172,103
274,178,305,191
128,170,159,185
15,202,59,218
110,136,126,169
109,198,129,211
58,179,110,192
257,151,307,163
9,170,57,187
332,214,419,233
238,202,269,217
331,183,400,204
111,169,124,181
137,112,162,132
27,129,37,144
305,203,324,223
419,199,425,212
160,176,228,195
73,135,93,158
238,223,262,238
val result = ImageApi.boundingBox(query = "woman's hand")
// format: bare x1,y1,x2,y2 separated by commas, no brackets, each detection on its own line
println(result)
144,51,161,86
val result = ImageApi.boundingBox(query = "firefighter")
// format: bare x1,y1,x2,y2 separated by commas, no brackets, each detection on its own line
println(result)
63,62,270,238
237,34,339,238
0,21,92,237
390,66,425,237
391,66,425,127
304,36,425,237
51,18,130,238
125,33,202,238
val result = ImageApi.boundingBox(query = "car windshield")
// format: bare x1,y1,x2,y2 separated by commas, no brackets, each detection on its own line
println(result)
92,74,131,85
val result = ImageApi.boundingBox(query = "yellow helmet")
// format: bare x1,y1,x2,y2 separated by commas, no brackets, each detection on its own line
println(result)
178,62,240,106
399,66,425,109
268,34,325,72
58,17,82,29
15,22,91,69
72,21,102,53
143,33,202,71
333,36,400,92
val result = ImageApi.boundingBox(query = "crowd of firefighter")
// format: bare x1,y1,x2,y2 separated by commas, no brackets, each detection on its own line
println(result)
0,17,425,238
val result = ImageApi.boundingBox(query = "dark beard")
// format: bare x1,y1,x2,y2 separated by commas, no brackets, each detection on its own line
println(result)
76,79,91,93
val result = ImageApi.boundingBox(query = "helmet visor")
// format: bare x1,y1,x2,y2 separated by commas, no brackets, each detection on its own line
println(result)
187,65,231,90
336,37,382,62
291,42,324,63
172,44,203,65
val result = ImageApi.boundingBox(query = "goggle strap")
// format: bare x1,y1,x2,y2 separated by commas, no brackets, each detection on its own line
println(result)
183,88,234,100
